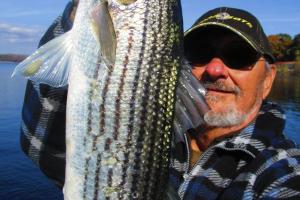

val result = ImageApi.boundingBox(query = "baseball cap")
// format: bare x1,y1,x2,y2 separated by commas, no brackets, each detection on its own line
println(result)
184,7,275,64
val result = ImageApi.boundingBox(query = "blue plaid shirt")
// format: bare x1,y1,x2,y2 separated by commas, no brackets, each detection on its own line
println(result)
169,100,300,199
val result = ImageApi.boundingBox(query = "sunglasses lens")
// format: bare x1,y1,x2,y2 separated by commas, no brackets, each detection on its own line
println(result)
186,42,260,69
185,43,215,65
223,42,261,69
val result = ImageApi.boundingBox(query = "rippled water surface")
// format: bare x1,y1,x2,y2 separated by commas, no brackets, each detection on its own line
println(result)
0,62,299,200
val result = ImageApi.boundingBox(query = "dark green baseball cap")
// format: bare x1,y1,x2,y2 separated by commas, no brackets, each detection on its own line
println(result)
184,7,275,64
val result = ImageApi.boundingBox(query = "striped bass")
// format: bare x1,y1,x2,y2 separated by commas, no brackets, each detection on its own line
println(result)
12,0,210,199
12,0,188,199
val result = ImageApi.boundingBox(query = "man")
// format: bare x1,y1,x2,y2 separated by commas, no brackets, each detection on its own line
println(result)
169,7,300,199
20,0,78,188
21,4,300,199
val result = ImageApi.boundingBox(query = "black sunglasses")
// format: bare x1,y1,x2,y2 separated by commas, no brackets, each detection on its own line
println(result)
185,34,262,70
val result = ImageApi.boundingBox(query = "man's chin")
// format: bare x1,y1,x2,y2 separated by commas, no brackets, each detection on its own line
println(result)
203,109,246,127
205,94,231,108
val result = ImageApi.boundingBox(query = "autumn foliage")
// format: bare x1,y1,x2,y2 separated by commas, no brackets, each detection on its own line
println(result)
268,34,300,62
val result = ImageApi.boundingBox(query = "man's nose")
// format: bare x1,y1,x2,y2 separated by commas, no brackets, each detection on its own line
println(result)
204,58,229,80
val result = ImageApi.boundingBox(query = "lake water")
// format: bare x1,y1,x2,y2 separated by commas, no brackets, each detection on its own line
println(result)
0,62,300,200
0,62,63,200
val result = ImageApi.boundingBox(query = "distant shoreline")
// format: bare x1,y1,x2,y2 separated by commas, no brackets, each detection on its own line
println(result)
0,54,28,63
0,53,297,66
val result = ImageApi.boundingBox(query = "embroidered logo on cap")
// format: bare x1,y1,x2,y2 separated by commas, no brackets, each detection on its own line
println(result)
215,12,231,20
199,13,253,28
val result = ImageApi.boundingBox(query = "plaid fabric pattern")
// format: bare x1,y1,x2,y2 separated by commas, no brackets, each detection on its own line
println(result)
169,100,300,199
20,2,73,188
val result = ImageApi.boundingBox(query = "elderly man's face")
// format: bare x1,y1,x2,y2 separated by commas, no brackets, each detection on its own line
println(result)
187,28,275,127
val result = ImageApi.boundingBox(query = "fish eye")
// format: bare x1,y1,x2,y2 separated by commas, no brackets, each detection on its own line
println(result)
116,0,137,5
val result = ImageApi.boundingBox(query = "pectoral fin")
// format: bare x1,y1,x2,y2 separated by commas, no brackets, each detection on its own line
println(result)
11,31,73,87
90,2,117,67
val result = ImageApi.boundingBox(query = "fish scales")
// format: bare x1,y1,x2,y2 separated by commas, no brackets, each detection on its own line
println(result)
63,0,182,199
129,1,177,198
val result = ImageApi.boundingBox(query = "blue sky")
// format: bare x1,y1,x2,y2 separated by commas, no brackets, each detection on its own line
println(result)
1,0,300,54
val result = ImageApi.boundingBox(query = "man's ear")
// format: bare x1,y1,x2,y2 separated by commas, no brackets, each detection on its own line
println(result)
262,64,276,99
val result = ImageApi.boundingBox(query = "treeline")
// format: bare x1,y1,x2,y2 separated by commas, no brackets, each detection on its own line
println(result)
0,54,28,62
268,34,300,62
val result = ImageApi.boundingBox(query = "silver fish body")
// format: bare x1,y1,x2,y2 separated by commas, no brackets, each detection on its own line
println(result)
12,0,208,198
64,0,183,199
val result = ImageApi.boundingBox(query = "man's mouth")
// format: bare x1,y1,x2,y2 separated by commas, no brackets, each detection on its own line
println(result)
203,82,240,95
205,86,234,94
